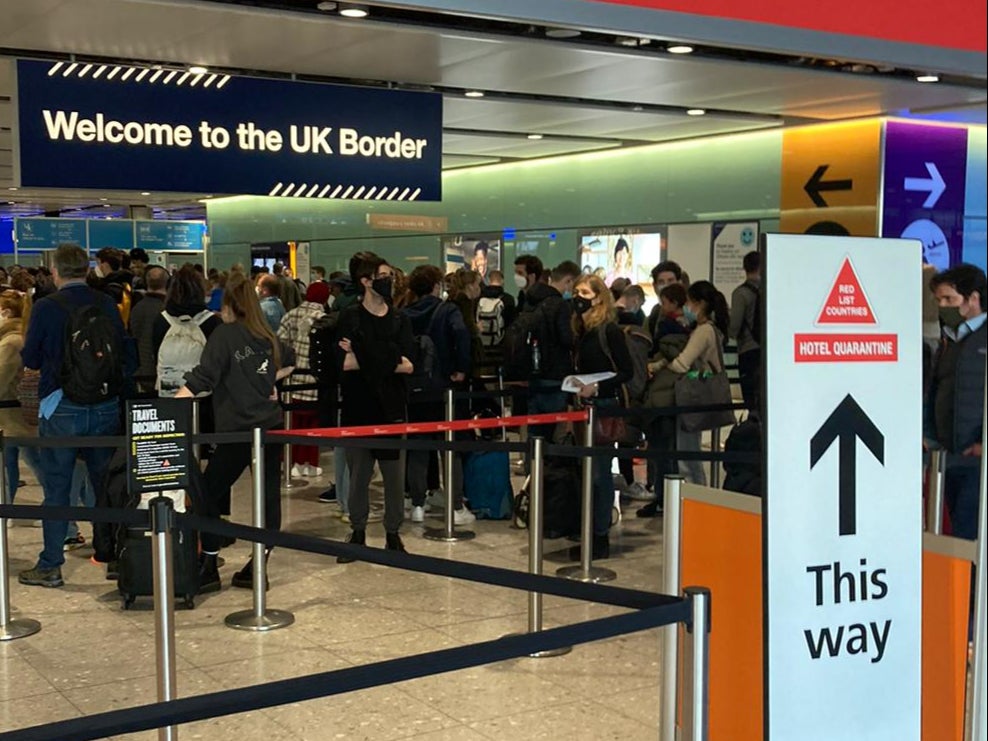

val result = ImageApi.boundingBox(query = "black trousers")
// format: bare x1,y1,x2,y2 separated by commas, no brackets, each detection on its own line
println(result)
200,437,282,552
738,349,761,411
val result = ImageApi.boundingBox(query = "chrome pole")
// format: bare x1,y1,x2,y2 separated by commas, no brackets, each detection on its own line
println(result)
226,428,294,631
424,388,475,542
558,405,615,582
660,475,684,741
149,496,178,741
281,389,307,490
0,431,41,642
682,586,711,741
190,398,201,462
926,448,946,534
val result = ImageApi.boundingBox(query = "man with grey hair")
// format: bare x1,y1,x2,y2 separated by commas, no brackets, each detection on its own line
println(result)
19,243,130,587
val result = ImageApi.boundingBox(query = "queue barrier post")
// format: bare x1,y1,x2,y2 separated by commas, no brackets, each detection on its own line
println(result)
190,398,201,462
968,365,987,741
148,496,179,741
502,436,572,658
280,389,308,491
681,586,711,741
660,475,684,741
926,448,946,535
557,404,616,583
0,431,41,642
225,427,295,632
709,428,722,489
424,388,475,543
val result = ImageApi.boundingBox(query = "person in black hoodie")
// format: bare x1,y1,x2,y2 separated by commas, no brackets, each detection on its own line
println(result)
401,265,474,523
335,252,416,561
524,260,580,442
175,273,295,591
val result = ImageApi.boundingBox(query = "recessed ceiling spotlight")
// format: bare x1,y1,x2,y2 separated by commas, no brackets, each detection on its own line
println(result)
631,105,644,112
316,1,337,9
916,73,940,83
99,197,108,201
545,27,581,39
464,90,485,98
667,44,694,54
686,108,706,116
338,2,368,17
7,187,16,191
103,203,112,207
527,133,544,140
141,191,151,196
6,201,14,205
188,65,209,75
616,37,640,47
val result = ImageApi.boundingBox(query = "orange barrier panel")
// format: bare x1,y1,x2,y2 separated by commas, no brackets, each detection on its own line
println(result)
921,549,971,741
680,498,763,741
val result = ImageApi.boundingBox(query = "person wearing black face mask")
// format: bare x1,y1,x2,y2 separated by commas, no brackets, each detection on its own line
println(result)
335,252,417,559
925,263,987,543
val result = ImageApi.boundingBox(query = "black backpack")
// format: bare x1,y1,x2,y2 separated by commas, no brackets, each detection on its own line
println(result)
723,414,762,496
52,292,122,405
308,311,341,386
502,303,549,381
407,306,445,397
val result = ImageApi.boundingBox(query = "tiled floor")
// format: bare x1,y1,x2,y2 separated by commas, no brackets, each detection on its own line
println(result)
2,452,670,740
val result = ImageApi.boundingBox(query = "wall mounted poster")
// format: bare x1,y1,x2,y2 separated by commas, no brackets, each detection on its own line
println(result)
443,235,501,282
711,221,759,296
577,225,666,299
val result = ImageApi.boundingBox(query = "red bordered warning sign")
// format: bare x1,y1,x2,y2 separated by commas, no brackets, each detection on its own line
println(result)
816,257,877,325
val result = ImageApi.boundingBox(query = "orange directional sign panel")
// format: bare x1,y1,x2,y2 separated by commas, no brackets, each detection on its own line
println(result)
780,120,882,237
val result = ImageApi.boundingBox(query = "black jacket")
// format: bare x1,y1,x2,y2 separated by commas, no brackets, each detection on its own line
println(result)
929,320,987,458
522,282,574,381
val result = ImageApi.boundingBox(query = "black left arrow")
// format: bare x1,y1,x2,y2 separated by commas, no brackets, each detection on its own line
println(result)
805,165,854,208
810,394,884,536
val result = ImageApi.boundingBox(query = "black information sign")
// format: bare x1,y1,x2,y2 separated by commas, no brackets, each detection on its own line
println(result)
126,398,192,494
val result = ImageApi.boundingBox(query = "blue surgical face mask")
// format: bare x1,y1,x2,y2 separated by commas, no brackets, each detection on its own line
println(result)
683,305,697,323
562,290,573,300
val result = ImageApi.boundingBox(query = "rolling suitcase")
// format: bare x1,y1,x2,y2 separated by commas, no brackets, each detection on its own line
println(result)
463,451,513,519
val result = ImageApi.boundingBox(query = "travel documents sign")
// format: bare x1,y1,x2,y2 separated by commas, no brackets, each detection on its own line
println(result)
763,234,921,741
126,398,192,495
13,59,442,201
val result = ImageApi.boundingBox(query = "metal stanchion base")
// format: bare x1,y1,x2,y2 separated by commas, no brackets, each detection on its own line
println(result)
281,478,309,490
224,609,295,631
501,632,572,658
422,527,476,542
0,618,41,641
555,565,617,583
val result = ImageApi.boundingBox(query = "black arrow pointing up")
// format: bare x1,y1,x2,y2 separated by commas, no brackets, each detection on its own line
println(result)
810,394,884,537
805,165,854,208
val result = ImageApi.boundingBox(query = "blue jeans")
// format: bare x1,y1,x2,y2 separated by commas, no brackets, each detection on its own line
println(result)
37,398,119,570
66,459,96,541
4,445,44,501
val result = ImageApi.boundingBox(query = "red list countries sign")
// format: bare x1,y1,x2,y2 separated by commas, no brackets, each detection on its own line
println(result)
795,257,898,362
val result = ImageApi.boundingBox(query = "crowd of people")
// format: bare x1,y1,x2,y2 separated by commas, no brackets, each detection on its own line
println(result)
0,244,984,593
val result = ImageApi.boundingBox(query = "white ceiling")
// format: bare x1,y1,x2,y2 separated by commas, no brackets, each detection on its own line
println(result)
0,0,984,218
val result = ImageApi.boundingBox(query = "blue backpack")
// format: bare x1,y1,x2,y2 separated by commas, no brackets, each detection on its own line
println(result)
463,451,513,519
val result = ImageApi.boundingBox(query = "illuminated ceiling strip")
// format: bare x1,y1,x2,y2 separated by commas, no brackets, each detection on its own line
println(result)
396,187,411,201
107,66,121,80
48,62,64,76
204,74,218,88
93,65,108,79
365,187,378,199
386,187,399,200
330,185,343,198
306,184,320,197
217,75,232,89
135,68,150,82
294,184,309,197
79,64,94,77
353,186,366,199
341,185,355,199
269,182,284,197
317,185,332,198
62,62,79,77
409,188,422,201
190,73,206,87
163,70,179,84
149,69,164,83
121,67,137,81
176,71,192,86
281,182,296,197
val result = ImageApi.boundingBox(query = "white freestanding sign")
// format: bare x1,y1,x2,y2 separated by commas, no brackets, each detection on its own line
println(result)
764,234,922,741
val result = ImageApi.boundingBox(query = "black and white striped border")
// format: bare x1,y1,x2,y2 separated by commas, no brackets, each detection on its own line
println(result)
47,61,232,89
268,182,423,200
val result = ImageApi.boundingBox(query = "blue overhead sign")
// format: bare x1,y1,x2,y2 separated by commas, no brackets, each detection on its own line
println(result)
14,217,87,249
14,59,443,201
89,219,136,250
135,220,205,251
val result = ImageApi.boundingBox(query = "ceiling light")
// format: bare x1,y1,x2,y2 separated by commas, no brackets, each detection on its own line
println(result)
527,134,544,140
631,105,644,112
464,90,485,98
667,44,694,54
616,37,640,47
6,201,14,205
338,2,368,17
99,197,108,201
316,1,337,9
7,187,16,191
545,27,581,39
141,191,151,196
916,73,940,83
103,203,112,207
686,108,706,116
188,65,208,75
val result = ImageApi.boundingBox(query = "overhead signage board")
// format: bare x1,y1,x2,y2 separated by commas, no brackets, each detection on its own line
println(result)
14,217,87,250
14,59,443,201
881,121,969,271
764,234,921,741
780,121,881,237
88,219,135,251
135,220,206,251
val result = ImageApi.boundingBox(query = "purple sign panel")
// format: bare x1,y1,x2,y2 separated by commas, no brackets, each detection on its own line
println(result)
882,121,968,270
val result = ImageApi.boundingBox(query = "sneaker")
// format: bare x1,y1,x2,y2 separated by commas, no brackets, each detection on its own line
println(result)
340,512,351,524
411,505,425,523
303,464,323,477
453,507,476,525
425,489,446,510
626,482,655,501
18,565,64,588
337,530,366,564
63,534,87,551
317,486,337,504
385,532,407,553
290,464,303,478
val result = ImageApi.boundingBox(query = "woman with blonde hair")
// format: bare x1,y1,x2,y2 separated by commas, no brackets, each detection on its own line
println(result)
0,289,42,499
175,273,294,591
569,275,633,560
